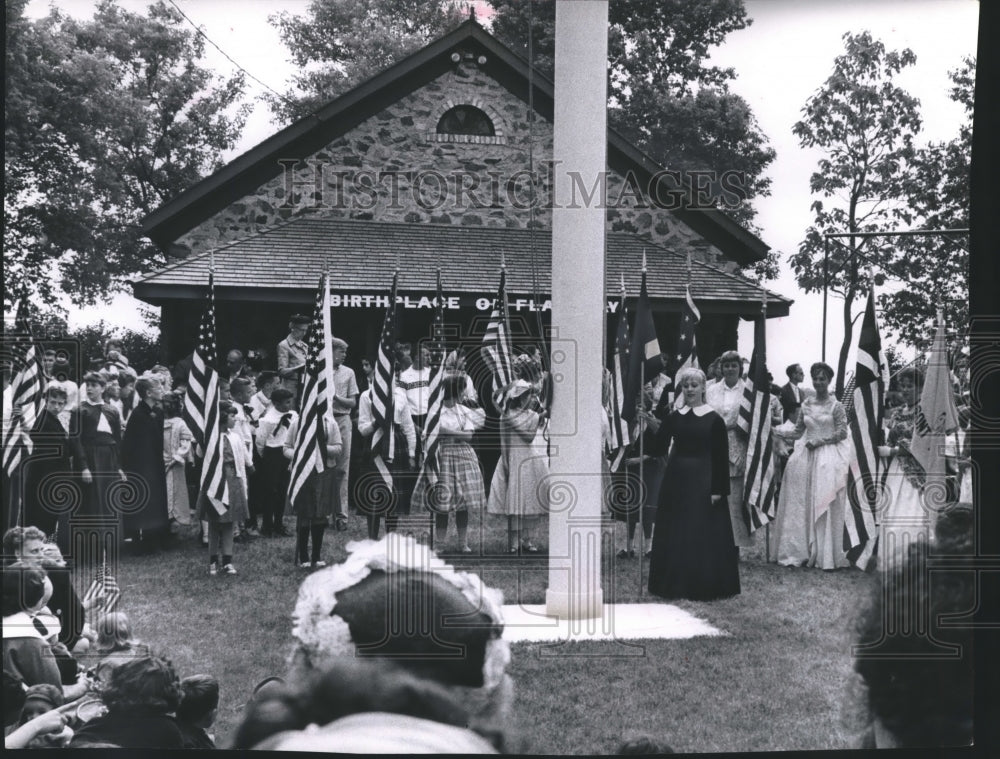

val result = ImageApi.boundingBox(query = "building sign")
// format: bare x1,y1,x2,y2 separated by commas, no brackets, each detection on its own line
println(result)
331,292,624,313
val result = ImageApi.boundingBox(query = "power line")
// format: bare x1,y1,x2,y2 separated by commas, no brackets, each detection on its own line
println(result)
165,0,296,108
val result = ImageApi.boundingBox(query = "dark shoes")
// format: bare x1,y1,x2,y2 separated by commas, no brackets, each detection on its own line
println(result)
335,518,348,532
616,549,636,559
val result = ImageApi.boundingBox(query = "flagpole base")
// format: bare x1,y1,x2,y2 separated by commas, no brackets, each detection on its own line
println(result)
544,588,604,621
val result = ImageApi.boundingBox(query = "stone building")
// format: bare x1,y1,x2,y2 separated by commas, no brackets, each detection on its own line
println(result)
135,18,790,372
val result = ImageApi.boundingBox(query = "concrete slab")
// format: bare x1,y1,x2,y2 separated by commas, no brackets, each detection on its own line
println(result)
500,603,726,643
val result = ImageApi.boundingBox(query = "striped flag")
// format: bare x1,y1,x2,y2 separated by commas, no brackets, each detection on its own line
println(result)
741,316,777,531
481,268,515,411
81,553,121,614
415,271,447,496
371,272,398,486
608,285,632,471
911,309,960,504
623,262,660,423
844,290,887,567
674,284,701,374
182,271,227,503
2,300,42,479
287,275,331,506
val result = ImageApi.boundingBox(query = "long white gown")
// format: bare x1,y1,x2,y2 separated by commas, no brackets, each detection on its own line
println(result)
772,396,853,569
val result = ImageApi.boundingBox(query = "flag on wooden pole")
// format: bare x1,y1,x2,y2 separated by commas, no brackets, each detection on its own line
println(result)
910,309,960,509
741,314,777,531
182,270,227,503
2,299,42,480
623,253,660,423
415,270,447,500
608,279,632,471
674,284,701,374
844,289,887,567
288,274,331,506
481,267,515,411
371,272,398,486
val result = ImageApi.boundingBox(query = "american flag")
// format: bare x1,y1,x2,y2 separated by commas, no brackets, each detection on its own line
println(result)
415,271,447,495
371,272,398,486
608,282,632,472
481,268,515,411
623,260,660,423
287,274,331,506
911,309,960,508
2,299,42,479
182,271,227,503
675,283,701,374
844,290,888,567
81,553,121,614
741,316,778,531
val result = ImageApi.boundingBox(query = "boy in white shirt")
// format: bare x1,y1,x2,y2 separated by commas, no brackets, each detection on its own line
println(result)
256,388,297,537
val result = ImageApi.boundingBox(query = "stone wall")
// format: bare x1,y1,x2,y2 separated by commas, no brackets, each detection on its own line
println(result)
177,52,733,271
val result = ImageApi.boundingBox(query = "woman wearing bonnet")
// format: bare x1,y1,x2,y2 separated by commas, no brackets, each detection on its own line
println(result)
236,534,513,752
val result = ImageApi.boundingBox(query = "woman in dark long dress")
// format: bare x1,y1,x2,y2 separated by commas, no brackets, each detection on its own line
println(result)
71,372,127,523
121,377,170,548
639,367,740,601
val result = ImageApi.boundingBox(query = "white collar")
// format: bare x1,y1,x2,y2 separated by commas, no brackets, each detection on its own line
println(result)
677,403,713,416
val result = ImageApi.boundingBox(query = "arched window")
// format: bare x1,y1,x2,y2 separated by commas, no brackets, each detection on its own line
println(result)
436,105,495,137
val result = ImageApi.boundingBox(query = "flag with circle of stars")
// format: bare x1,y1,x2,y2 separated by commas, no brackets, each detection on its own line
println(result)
674,283,701,374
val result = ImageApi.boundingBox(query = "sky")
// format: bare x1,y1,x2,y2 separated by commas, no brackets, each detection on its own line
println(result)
25,0,979,380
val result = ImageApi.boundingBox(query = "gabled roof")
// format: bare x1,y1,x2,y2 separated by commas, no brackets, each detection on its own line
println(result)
132,216,790,317
140,19,770,266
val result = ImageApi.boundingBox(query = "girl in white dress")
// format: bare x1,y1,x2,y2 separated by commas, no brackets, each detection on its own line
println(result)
772,362,853,569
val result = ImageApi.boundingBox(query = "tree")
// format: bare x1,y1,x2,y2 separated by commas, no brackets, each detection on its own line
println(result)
878,58,972,351
267,0,467,123
489,0,778,279
790,31,921,396
266,0,778,280
4,0,250,312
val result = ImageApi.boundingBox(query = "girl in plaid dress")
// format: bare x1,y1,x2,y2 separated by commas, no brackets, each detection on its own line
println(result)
426,374,486,553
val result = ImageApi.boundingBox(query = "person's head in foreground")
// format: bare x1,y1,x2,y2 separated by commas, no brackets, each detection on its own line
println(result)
99,654,183,717
251,534,512,752
177,674,220,728
618,734,675,754
853,504,974,748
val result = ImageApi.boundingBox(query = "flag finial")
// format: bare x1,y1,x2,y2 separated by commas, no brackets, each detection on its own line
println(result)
642,249,647,273
500,250,506,271
620,272,626,296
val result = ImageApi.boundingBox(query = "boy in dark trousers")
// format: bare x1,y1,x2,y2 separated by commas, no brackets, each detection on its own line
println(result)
255,388,297,537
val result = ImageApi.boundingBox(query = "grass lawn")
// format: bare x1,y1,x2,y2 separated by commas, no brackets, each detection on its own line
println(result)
89,505,876,753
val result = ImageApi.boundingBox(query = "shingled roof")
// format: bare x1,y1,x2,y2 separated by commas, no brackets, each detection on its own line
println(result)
139,19,770,267
133,216,790,317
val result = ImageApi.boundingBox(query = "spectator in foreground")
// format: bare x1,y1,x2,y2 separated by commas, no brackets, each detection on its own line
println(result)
618,734,676,754
257,534,513,752
176,674,219,749
233,659,500,753
69,655,185,749
851,504,974,748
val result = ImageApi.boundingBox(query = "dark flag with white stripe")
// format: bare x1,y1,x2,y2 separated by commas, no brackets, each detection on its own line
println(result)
481,268,515,411
182,271,227,503
844,290,888,568
623,265,660,423
608,287,632,471
2,300,42,480
741,316,777,531
415,271,447,498
288,275,331,506
675,284,701,374
371,272,398,486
